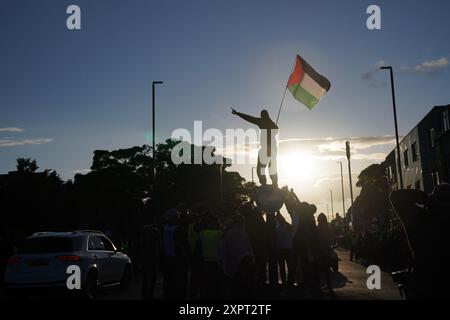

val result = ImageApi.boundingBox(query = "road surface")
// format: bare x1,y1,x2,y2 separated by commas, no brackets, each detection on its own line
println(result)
101,248,403,300
330,249,402,300
0,249,403,300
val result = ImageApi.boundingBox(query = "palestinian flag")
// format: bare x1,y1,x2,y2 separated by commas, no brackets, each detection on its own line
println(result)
287,55,331,109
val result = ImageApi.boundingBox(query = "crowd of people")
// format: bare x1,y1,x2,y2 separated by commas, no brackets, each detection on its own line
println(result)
140,188,340,300
139,183,450,300
348,224,409,271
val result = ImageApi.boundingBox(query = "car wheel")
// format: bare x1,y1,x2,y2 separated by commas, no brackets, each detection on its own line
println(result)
83,270,98,300
119,264,131,290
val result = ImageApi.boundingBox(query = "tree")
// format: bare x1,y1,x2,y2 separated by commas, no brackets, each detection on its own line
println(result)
71,139,247,242
0,158,67,235
0,141,248,254
349,163,391,231
16,158,38,173
356,163,389,192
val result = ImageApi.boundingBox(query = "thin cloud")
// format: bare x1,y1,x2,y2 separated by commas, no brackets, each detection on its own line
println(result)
401,57,449,74
0,138,53,147
362,60,387,87
314,153,387,161
216,135,397,163
69,168,91,175
0,127,24,133
279,135,399,152
313,175,342,188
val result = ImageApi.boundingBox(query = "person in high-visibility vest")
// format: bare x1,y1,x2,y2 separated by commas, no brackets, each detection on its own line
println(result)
199,215,222,299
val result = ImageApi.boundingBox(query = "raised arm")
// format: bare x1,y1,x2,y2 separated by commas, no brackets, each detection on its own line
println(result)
231,108,261,126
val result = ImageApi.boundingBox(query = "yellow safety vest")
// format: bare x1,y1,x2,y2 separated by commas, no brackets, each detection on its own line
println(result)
201,229,222,262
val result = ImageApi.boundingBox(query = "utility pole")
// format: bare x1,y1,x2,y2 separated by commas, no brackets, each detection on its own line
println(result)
152,81,163,180
219,165,223,203
330,189,334,220
251,166,256,184
151,81,163,223
337,161,346,219
346,141,354,206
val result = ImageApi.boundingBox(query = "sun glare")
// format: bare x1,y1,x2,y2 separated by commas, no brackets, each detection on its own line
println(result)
278,153,315,181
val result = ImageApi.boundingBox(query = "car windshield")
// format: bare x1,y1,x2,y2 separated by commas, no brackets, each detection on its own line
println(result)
17,236,78,254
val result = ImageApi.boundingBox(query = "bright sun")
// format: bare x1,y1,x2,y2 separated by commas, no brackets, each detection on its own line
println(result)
278,153,315,181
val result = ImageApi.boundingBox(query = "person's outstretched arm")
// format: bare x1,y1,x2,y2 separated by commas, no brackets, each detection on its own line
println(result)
231,107,261,126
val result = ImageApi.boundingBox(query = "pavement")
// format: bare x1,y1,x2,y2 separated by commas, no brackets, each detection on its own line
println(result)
101,248,403,300
330,249,403,300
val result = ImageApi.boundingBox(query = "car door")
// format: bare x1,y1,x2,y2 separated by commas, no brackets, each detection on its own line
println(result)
100,236,125,282
88,235,113,283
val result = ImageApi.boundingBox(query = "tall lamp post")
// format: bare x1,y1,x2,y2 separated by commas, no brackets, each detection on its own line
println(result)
380,66,403,189
337,161,345,221
330,189,334,220
152,81,163,180
151,81,163,224
251,166,256,183
346,141,354,206
219,165,223,203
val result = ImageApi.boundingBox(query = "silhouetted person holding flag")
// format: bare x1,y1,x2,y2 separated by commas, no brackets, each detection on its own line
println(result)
232,108,279,187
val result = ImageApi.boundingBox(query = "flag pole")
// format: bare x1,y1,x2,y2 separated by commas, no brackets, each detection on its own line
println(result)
275,56,297,125
275,86,288,125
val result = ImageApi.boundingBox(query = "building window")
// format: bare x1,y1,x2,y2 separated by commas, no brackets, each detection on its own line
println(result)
411,142,418,162
403,149,409,167
444,109,450,132
415,180,421,190
429,128,435,148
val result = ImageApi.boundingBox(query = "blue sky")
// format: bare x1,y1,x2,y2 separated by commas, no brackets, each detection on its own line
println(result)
1,0,450,216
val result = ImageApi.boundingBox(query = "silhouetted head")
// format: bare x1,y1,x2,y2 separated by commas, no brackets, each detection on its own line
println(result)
239,202,254,217
232,214,245,228
165,208,180,225
318,212,328,226
260,109,270,119
204,214,221,229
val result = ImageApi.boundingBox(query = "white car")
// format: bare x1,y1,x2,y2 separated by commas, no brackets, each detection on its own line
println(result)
4,230,132,299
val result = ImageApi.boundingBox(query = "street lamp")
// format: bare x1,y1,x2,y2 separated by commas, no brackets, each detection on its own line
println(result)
346,141,354,206
251,166,256,183
219,164,223,203
326,203,330,220
380,66,404,189
330,189,334,220
337,161,345,221
152,81,163,180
